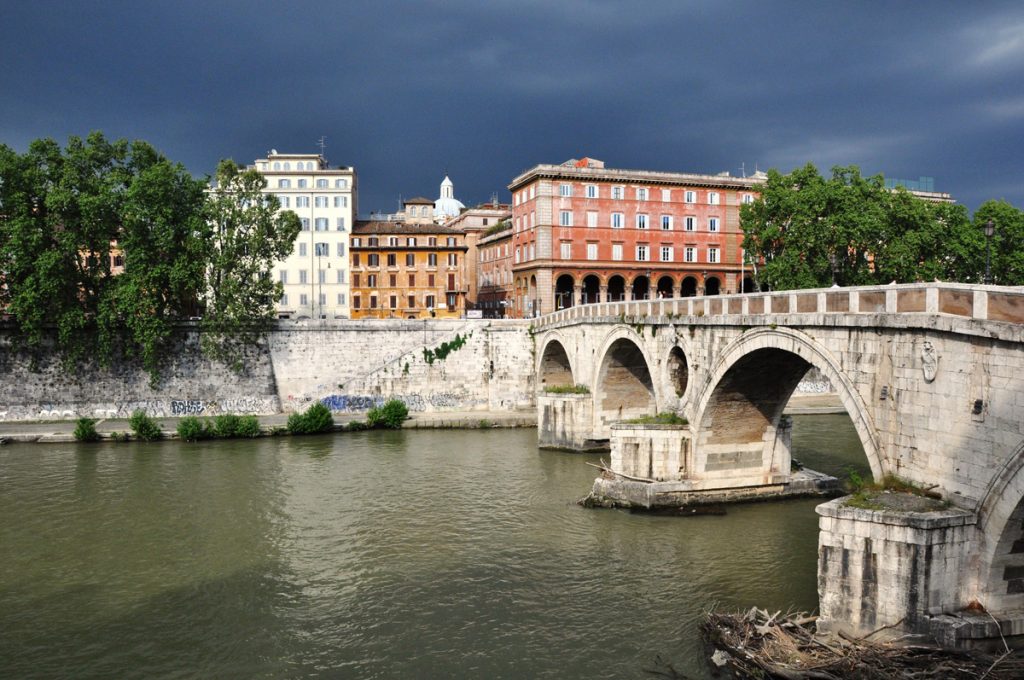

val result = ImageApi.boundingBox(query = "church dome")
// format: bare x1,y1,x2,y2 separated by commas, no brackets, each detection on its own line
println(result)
434,175,465,220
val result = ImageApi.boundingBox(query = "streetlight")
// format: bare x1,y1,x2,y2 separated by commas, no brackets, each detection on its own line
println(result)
983,219,995,285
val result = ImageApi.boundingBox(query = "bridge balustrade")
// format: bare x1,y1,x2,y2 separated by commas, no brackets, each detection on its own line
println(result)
538,283,1024,328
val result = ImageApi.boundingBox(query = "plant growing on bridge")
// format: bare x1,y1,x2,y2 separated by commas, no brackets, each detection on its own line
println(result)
367,399,409,429
625,412,688,425
128,409,162,441
73,417,101,442
543,384,590,394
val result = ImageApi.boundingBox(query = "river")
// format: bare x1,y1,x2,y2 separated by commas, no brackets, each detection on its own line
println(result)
0,414,867,679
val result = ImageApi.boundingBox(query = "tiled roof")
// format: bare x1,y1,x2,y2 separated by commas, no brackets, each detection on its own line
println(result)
352,220,463,235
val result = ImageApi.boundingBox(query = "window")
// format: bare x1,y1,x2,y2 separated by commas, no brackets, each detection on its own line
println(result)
367,253,379,267
428,253,437,267
611,212,624,228
661,215,672,230
529,244,535,260
661,189,671,202
299,243,308,257
559,184,572,197
280,294,288,305
742,193,754,204
708,247,719,263
296,196,310,208
515,247,521,263
585,211,597,228
529,186,535,199
447,293,457,309
315,179,327,188
685,247,696,262
336,242,345,257
337,269,345,284
283,162,291,170
408,273,415,286
446,236,456,246
636,187,648,201
334,196,347,207
279,270,288,283
388,273,397,286
353,254,361,267
708,217,719,232
273,162,280,170
447,273,456,290
335,179,347,188
299,269,308,284
315,242,328,256
352,237,361,247
300,218,310,232
406,253,415,267
708,192,719,205
318,269,327,284
406,237,417,246
314,196,328,208
560,210,573,227
586,184,598,198
368,237,379,247
318,293,326,308
353,295,361,310
408,295,416,308
612,244,623,261
278,179,290,188
560,242,571,259
353,273,361,287
299,293,308,306
388,236,399,246
685,216,696,231
660,246,674,262
587,243,598,260
636,214,648,229
315,218,328,231
337,293,346,305
279,196,290,208
447,253,458,266
297,179,307,188
369,295,377,309
428,237,437,246
389,295,397,309
684,190,696,203
387,253,397,267
425,294,435,309
636,244,649,262
612,185,624,200
367,274,377,287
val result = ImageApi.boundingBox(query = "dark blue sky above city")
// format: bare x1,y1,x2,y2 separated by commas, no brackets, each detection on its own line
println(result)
2,1,1022,214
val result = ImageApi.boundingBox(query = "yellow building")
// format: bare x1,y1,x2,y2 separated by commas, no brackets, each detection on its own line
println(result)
349,200,468,319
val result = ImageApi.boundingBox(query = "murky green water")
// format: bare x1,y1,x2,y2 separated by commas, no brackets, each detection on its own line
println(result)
0,415,867,679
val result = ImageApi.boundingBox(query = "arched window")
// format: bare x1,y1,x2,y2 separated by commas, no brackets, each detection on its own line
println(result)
283,162,291,170
278,179,291,188
273,162,281,170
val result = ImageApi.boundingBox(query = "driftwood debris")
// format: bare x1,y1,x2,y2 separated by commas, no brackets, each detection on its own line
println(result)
698,607,1024,680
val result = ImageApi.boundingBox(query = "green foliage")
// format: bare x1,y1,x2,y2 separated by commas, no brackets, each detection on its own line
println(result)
177,416,213,442
73,417,101,442
128,410,162,441
288,402,334,435
543,384,590,394
201,159,301,371
478,419,494,429
214,414,241,438
483,219,512,236
110,431,127,442
624,412,689,425
973,200,1024,284
422,332,470,365
236,415,261,438
0,133,208,384
739,163,1015,290
346,420,369,431
366,399,409,429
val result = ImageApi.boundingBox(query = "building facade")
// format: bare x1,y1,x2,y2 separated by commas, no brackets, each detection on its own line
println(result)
250,151,356,319
506,157,765,318
349,199,468,319
442,202,511,309
475,225,513,317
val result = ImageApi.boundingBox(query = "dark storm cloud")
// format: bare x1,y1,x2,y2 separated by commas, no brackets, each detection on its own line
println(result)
2,1,1022,212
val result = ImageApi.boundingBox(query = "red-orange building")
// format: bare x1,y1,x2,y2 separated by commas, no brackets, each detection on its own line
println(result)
506,158,765,317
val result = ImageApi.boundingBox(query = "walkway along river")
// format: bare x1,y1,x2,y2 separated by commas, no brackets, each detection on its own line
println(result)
0,415,868,679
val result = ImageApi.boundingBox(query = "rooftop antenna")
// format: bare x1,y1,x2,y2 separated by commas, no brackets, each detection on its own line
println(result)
740,162,746,178
491,191,499,206
317,136,327,162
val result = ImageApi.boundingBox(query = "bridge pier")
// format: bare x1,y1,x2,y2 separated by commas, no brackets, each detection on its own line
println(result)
537,393,603,450
816,498,976,638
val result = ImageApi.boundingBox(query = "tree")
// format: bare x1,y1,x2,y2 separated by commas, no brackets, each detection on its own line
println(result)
201,159,300,369
973,200,1024,285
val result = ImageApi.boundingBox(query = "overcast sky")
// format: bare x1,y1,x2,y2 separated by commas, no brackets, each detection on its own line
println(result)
3,1,1022,214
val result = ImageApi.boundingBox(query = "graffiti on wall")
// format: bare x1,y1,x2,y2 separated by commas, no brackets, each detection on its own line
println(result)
171,400,205,416
318,392,473,413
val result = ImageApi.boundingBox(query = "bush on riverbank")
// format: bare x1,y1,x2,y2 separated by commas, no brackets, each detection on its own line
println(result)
129,410,162,441
235,415,261,438
287,402,334,435
177,416,214,442
73,417,101,442
214,414,241,438
367,400,409,429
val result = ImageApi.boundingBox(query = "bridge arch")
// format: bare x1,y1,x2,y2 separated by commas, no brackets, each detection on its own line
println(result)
591,327,658,437
693,327,883,480
974,439,1024,613
537,334,576,389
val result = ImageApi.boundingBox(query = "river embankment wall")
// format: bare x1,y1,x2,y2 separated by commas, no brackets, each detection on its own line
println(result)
0,319,536,421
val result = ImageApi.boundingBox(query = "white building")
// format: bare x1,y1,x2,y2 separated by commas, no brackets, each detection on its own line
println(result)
251,151,356,319
433,175,465,221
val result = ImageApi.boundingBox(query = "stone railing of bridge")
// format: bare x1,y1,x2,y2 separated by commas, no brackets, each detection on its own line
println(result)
536,282,1024,335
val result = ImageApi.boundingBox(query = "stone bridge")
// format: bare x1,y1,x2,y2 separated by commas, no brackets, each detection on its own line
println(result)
533,282,1024,644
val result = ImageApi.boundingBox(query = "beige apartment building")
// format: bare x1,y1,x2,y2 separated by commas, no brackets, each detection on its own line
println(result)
250,151,356,319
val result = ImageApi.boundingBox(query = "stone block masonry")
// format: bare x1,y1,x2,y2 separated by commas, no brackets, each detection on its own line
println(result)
0,319,536,421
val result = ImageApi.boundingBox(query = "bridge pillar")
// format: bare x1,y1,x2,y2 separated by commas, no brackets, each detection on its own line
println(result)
537,393,602,450
816,498,975,637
